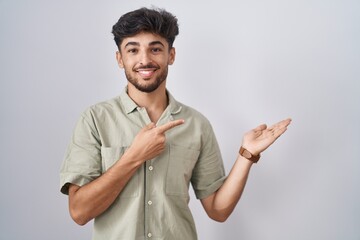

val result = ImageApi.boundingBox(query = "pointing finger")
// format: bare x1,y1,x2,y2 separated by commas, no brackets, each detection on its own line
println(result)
157,119,185,133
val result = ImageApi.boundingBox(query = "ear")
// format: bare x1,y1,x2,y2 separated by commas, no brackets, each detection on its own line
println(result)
168,47,176,65
116,51,124,68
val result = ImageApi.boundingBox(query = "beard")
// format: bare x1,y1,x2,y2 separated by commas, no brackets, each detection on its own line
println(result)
124,64,168,93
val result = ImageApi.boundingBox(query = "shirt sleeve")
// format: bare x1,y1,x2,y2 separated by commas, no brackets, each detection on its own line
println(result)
191,123,226,199
59,109,102,195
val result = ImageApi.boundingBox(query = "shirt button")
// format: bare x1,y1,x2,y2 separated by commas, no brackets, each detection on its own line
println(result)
148,166,153,171
148,200,152,205
147,233,152,238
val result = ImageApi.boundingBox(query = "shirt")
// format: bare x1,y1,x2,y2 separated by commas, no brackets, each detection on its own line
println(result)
60,88,226,240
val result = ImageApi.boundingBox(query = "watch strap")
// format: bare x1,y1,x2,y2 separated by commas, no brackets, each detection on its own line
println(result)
239,146,260,163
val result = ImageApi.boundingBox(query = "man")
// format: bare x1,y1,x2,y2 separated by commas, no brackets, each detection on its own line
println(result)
60,7,291,240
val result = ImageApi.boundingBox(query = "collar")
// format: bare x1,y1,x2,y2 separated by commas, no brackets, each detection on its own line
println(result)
119,87,182,115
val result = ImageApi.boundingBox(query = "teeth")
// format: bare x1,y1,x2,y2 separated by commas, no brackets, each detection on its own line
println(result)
139,70,152,74
138,70,154,77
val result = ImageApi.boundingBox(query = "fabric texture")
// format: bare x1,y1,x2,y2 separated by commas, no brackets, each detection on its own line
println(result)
60,88,226,240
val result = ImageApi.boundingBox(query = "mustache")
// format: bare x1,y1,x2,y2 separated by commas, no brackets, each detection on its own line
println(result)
134,63,159,71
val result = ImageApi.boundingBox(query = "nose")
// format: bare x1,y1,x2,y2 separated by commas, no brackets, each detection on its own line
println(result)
139,51,152,65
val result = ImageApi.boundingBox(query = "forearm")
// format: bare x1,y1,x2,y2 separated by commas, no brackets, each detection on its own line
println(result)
69,150,143,225
201,118,291,222
67,120,185,225
203,155,253,222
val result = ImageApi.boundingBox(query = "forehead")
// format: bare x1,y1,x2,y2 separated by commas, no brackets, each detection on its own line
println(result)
121,32,169,49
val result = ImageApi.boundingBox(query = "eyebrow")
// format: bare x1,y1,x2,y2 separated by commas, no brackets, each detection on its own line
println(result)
124,42,140,48
149,41,165,47
124,41,165,48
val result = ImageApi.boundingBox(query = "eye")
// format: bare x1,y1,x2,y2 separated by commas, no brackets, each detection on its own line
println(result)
127,48,138,54
152,48,162,53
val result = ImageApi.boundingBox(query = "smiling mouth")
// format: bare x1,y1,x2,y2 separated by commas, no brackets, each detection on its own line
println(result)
136,68,157,79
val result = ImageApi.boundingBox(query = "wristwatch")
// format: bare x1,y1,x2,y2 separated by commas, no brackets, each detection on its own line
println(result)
239,146,260,163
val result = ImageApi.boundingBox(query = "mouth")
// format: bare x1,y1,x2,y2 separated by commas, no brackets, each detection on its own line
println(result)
136,68,158,79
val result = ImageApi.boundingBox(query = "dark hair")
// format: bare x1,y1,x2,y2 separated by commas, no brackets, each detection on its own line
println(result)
112,7,179,50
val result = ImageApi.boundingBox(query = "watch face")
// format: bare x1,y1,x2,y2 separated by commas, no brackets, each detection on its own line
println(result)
243,149,252,159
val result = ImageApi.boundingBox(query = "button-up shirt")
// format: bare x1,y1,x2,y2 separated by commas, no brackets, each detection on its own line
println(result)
60,88,226,240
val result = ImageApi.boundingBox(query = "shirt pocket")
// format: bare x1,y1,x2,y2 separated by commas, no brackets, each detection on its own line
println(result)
101,146,139,198
166,145,200,196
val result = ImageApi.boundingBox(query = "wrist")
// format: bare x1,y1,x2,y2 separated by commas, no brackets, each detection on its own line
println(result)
239,146,260,163
122,148,145,168
237,154,255,168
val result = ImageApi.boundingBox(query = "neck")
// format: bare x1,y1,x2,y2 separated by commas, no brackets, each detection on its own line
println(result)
127,82,168,123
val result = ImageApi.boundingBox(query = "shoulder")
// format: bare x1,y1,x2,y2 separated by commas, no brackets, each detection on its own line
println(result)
175,100,212,130
168,92,211,126
80,96,122,122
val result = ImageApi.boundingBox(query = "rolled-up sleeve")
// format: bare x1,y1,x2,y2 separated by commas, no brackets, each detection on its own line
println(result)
60,109,102,195
191,124,226,199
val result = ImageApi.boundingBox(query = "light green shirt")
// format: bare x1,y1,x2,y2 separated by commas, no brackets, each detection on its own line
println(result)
60,88,226,240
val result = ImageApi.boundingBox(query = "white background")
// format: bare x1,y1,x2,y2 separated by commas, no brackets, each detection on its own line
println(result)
1,0,359,239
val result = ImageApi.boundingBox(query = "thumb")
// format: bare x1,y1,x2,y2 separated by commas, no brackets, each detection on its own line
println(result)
254,124,267,132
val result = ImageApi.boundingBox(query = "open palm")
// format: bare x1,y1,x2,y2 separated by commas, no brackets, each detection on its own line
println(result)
242,118,291,156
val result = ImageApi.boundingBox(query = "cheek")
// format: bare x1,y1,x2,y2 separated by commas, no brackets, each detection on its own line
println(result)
160,57,172,66
119,58,133,69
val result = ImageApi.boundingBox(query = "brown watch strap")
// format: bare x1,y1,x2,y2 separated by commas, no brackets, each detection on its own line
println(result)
239,146,260,163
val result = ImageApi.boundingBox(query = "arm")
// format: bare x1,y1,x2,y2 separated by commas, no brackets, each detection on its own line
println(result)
68,120,184,225
68,148,142,226
201,118,291,222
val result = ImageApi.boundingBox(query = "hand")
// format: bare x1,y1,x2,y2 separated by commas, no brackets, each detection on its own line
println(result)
127,119,185,162
242,118,291,156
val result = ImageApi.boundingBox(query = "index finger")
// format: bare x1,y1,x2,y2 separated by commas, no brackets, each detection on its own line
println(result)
157,119,185,133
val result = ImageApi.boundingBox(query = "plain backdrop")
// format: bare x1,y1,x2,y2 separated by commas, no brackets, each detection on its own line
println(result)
1,0,359,239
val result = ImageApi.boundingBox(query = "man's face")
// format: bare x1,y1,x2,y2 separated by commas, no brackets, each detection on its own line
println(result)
116,32,175,93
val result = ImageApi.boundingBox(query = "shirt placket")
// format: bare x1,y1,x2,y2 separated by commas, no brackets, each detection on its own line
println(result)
136,107,156,239
144,159,154,239
138,107,175,239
